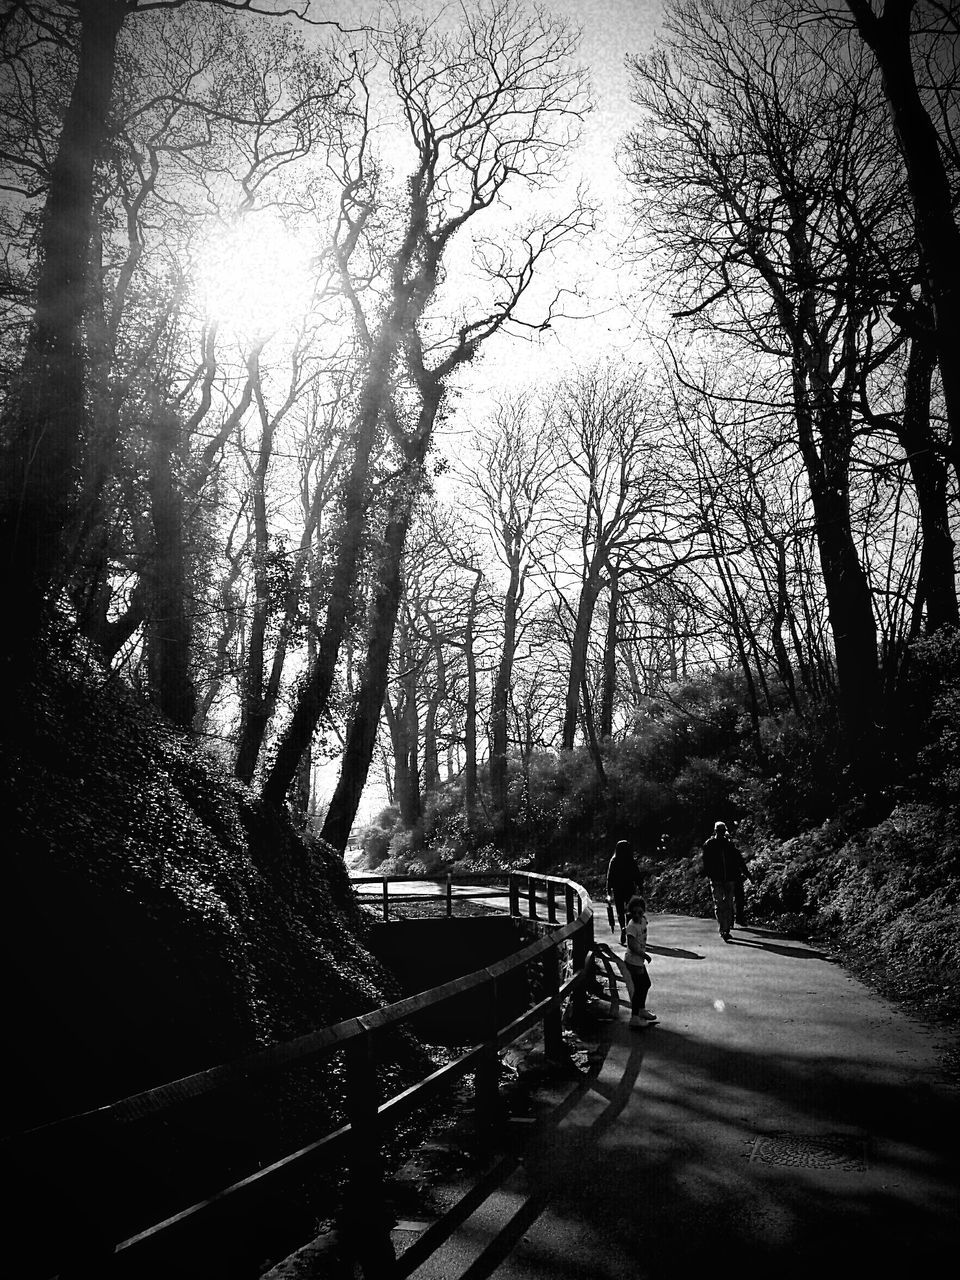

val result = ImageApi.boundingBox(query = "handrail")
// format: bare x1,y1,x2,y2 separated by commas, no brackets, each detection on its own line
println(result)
351,868,580,923
8,870,595,1278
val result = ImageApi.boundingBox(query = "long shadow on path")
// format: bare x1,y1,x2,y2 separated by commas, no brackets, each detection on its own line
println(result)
410,1011,960,1280
728,934,832,960
647,944,704,960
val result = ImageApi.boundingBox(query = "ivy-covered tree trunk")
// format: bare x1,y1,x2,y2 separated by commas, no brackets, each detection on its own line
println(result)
321,483,417,852
234,360,275,785
384,632,422,829
261,351,390,809
144,407,196,731
0,0,126,673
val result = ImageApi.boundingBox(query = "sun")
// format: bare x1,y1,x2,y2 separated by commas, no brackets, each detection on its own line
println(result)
194,211,316,342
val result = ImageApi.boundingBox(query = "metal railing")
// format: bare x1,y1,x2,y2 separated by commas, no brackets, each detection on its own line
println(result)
7,871,596,1278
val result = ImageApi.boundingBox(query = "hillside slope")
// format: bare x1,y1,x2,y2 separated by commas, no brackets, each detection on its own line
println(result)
1,655,408,1136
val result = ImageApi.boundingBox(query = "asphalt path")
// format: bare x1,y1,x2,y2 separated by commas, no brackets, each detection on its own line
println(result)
402,911,960,1280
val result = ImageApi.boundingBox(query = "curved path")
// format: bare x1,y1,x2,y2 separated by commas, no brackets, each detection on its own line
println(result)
402,912,959,1280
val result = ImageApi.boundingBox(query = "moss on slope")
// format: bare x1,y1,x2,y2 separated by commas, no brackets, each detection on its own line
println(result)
1,655,416,1133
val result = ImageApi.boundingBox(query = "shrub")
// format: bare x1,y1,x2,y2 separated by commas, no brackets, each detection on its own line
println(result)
358,806,401,868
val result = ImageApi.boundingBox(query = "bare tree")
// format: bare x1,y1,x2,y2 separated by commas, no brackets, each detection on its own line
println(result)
463,395,558,819
624,0,919,754
262,1,592,842
543,364,676,753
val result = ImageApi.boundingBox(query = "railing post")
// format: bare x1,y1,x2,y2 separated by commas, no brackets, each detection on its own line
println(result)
474,976,501,1161
528,875,537,919
509,874,520,918
446,872,453,918
543,945,564,1061
382,876,389,923
569,890,594,1026
565,883,575,923
343,1031,396,1276
546,880,557,923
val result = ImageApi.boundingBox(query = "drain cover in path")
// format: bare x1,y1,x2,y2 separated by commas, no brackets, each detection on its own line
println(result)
748,1132,867,1171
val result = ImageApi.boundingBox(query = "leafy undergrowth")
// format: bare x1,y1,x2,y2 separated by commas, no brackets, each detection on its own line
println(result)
0,652,430,1273
749,805,960,1030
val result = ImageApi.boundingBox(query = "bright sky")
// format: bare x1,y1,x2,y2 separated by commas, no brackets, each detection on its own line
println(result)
451,0,666,400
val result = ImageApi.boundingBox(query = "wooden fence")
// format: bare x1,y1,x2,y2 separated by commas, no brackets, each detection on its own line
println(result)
349,868,582,923
7,871,596,1279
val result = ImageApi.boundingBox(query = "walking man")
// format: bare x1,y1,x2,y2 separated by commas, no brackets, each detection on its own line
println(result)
702,820,751,942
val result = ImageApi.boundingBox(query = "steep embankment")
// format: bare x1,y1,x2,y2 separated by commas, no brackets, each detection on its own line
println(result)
1,654,411,1136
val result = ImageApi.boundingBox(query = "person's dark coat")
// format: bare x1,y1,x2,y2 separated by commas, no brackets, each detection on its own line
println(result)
701,832,750,883
606,844,641,898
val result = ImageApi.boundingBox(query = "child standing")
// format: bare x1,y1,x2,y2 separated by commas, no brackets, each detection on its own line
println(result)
624,894,657,1027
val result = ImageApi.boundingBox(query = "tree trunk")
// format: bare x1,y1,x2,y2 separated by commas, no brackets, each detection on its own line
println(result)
771,539,800,713
665,600,679,683
793,372,880,745
579,675,607,789
235,358,275,784
897,328,958,634
462,570,482,828
402,656,421,825
422,640,444,793
262,343,392,809
599,564,619,739
623,645,644,705
489,557,521,814
846,0,960,486
238,469,327,779
387,628,422,828
292,746,312,828
0,0,126,669
144,407,195,730
707,524,763,756
197,544,244,726
320,485,416,853
561,572,603,750
384,692,417,825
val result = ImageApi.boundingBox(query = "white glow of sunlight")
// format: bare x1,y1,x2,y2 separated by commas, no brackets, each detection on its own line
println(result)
195,212,315,342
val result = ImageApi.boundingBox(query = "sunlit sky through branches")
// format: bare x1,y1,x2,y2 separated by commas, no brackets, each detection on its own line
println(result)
191,1,665,384
182,0,668,823
299,1,667,820
194,211,318,343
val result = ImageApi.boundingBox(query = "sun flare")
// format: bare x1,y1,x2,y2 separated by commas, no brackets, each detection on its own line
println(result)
194,212,315,341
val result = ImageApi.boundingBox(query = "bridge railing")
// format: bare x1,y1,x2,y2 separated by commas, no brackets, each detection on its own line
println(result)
7,870,595,1279
350,868,580,923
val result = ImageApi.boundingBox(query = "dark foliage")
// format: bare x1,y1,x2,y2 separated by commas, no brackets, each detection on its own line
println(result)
0,647,429,1274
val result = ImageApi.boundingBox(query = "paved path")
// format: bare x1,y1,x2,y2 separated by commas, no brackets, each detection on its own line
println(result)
403,912,959,1280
